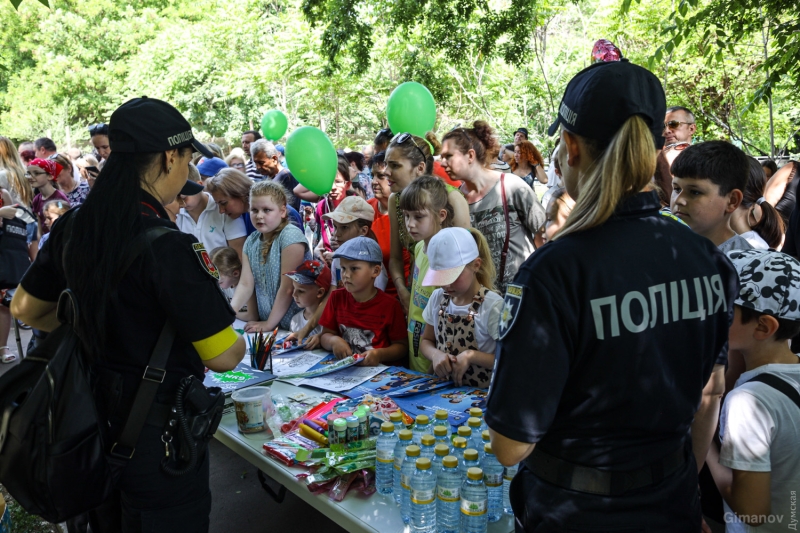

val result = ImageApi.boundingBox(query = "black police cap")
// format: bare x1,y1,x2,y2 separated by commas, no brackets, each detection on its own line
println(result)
547,60,667,149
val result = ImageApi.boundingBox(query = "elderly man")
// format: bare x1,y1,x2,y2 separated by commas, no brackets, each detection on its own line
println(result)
241,129,263,181
251,138,301,211
663,106,696,147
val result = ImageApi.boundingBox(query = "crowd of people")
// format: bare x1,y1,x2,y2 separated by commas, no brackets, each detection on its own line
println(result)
1,49,799,533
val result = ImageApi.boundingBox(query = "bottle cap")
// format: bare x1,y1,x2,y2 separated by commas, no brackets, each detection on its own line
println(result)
484,443,493,454
406,445,421,457
457,426,472,437
464,449,479,461
434,409,448,420
389,411,403,422
469,407,483,418
381,422,395,433
434,444,449,457
482,430,490,442
333,418,347,430
415,458,431,470
356,411,367,422
433,425,448,437
467,417,481,428
346,416,359,428
399,429,413,441
416,414,429,425
421,434,435,446
443,456,458,468
452,437,467,449
467,467,484,480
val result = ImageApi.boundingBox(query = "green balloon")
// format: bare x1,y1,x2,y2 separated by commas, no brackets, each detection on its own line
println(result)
284,127,338,196
386,82,437,137
261,109,288,141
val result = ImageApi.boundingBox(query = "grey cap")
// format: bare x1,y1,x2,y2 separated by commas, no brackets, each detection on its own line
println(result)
332,236,382,264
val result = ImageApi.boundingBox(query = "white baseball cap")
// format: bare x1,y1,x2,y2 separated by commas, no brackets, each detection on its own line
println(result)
422,228,479,286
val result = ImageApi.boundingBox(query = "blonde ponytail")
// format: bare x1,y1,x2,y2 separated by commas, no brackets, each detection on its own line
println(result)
469,228,497,293
554,115,657,241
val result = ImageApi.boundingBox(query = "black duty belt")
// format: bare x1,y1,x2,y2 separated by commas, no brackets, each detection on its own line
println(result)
525,445,686,496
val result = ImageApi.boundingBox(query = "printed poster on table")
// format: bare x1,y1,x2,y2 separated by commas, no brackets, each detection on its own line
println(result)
391,385,488,427
343,366,431,399
203,362,275,394
279,353,387,392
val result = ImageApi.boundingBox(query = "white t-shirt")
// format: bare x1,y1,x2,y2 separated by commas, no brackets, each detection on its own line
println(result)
289,309,323,336
719,360,800,533
739,230,769,250
330,257,388,291
176,193,247,252
421,288,503,353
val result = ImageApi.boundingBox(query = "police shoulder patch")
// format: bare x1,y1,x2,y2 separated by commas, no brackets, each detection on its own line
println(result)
498,283,524,340
193,242,219,280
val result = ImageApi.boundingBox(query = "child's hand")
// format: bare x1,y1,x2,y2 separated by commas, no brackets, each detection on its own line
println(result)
431,351,453,379
322,251,334,265
358,350,382,367
331,337,353,359
303,333,321,351
244,321,269,333
449,350,474,387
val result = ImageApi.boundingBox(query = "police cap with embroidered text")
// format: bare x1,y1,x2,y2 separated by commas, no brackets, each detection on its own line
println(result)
547,60,667,149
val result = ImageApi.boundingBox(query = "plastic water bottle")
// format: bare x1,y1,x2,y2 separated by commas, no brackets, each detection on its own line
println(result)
390,410,405,433
432,443,449,472
451,436,467,472
482,444,504,522
433,425,450,449
469,408,489,434
457,426,481,455
413,415,431,445
394,429,413,504
503,463,518,515
467,418,483,442
460,449,481,482
420,434,436,460
479,430,491,462
376,422,398,495
461,467,488,533
434,409,450,431
436,456,461,533
401,445,421,524
410,458,437,533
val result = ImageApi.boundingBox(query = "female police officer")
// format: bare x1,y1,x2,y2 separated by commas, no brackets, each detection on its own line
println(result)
485,60,738,531
11,97,246,532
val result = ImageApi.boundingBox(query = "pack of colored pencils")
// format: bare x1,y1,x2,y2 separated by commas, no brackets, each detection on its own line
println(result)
249,327,279,372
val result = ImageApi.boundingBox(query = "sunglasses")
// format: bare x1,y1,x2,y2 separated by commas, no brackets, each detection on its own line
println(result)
665,142,691,152
395,133,427,163
88,123,107,135
663,120,694,130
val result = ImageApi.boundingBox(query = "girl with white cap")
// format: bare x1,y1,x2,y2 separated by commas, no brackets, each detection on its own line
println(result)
419,227,503,387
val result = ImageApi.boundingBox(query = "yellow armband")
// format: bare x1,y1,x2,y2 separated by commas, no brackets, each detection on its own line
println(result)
192,326,238,361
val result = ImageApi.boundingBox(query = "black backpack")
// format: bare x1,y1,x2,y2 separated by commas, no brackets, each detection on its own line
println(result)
0,225,176,522
0,206,35,290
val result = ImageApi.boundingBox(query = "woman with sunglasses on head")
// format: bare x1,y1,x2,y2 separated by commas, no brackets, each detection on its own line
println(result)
89,123,111,162
439,121,545,294
385,132,470,314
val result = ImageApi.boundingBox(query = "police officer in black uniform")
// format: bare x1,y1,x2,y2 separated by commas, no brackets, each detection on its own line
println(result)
11,97,246,532
485,61,738,531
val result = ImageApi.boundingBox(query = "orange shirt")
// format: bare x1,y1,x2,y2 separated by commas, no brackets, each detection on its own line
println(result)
433,160,462,188
369,197,411,297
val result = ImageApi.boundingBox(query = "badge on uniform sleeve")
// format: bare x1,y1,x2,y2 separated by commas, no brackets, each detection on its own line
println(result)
193,243,219,280
498,283,524,340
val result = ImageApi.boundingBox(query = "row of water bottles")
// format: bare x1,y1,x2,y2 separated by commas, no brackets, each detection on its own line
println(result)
375,409,519,533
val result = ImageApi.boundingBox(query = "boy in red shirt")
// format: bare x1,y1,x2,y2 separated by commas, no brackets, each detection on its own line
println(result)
320,237,408,367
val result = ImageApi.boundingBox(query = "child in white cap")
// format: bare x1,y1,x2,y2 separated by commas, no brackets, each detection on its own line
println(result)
419,227,504,387
706,249,800,531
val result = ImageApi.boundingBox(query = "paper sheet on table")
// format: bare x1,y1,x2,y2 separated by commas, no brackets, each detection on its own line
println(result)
203,362,275,394
343,366,431,399
276,353,388,392
271,350,330,378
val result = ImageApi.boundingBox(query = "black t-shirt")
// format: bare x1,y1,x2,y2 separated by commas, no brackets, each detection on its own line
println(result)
20,190,235,418
274,168,301,212
485,192,737,470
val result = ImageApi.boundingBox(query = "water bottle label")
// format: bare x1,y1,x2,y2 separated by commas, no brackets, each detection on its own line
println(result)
485,473,503,487
401,474,410,490
394,456,403,470
377,448,394,463
411,488,435,504
461,498,487,516
437,485,460,502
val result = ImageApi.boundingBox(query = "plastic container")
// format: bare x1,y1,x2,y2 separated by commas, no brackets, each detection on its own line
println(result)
346,416,360,443
451,436,467,473
332,418,347,446
503,463,518,515
394,429,414,504
468,407,489,434
231,386,273,434
461,467,488,533
356,408,369,440
432,443,449,472
482,444,504,522
433,425,450,450
390,410,405,433
412,414,431,445
419,434,436,460
411,457,437,533
461,449,481,482
434,409,449,430
436,456,461,533
401,445,421,524
376,422,398,495
457,426,481,456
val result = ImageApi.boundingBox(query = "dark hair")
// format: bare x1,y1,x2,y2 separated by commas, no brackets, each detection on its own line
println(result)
666,106,695,121
34,137,57,152
374,128,393,150
762,159,778,175
242,130,262,140
739,305,800,341
441,120,501,166
371,150,386,169
344,151,366,171
653,150,673,203
63,131,192,358
387,134,434,174
347,181,368,198
88,124,109,137
670,141,749,196
337,156,350,182
743,158,784,248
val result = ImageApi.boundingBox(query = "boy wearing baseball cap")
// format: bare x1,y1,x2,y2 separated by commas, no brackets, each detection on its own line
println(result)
284,260,331,350
706,249,800,531
319,237,408,367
